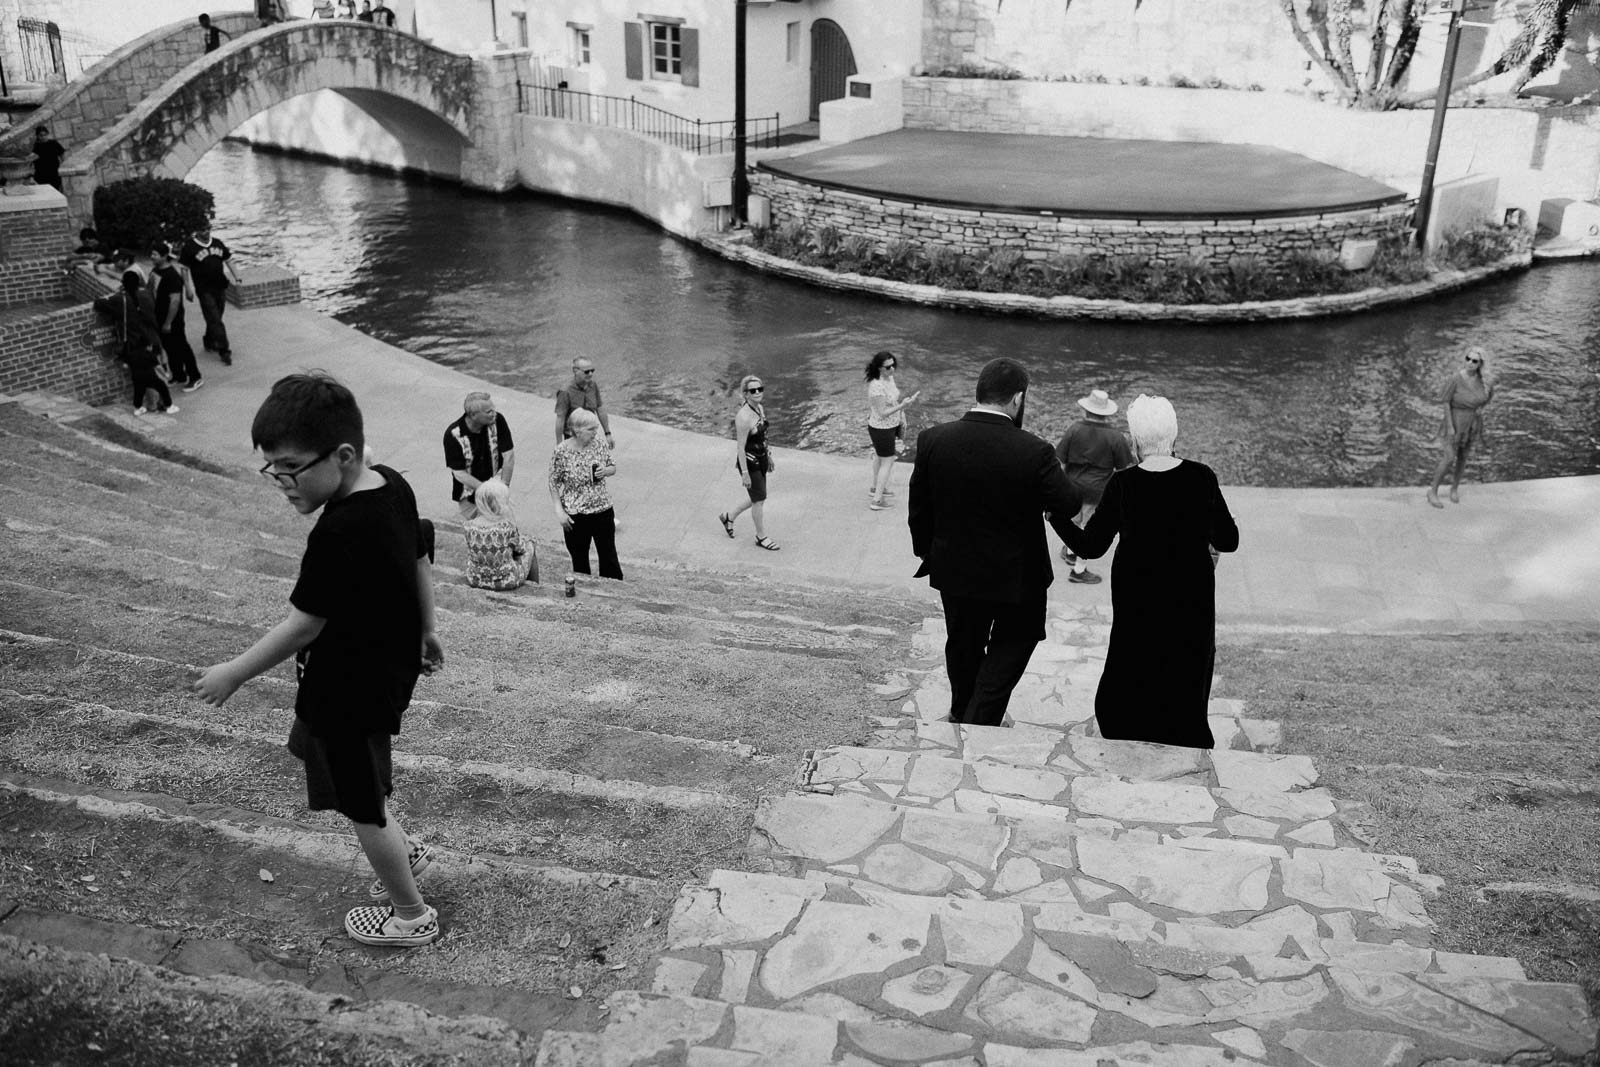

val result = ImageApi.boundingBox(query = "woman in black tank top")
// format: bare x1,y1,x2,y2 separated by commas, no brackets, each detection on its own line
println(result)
717,375,780,550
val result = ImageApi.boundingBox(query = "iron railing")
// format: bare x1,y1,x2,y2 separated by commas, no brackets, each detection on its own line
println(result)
517,82,780,155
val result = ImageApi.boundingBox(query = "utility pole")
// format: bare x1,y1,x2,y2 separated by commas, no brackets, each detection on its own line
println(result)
1413,0,1466,250
732,0,749,225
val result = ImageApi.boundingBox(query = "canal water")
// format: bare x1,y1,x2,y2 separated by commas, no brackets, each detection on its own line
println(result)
190,142,1600,488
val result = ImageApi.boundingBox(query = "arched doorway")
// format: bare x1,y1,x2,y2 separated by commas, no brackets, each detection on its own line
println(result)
809,19,857,121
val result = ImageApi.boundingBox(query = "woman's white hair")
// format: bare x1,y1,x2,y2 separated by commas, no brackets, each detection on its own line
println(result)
474,477,514,520
567,408,602,433
1127,394,1178,456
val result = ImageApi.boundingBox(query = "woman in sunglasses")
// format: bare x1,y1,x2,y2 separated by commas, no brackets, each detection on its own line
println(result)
718,375,780,550
1427,346,1495,509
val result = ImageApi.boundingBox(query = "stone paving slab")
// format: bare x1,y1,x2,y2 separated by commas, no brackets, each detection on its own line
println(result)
690,870,1527,980
644,883,1588,1061
874,710,1283,752
751,795,1438,938
862,721,1319,793
537,964,1594,1066
801,745,1368,850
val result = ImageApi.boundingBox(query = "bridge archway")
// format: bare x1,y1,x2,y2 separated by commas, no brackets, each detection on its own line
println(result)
62,21,476,218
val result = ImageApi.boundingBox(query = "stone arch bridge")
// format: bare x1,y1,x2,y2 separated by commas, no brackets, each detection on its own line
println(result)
2,14,519,222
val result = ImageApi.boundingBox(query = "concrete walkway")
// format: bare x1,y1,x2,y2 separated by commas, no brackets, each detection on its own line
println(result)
125,302,1600,631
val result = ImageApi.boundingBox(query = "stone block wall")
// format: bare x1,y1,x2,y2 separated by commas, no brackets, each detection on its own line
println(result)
227,265,301,309
750,172,1412,271
0,301,123,405
0,14,260,161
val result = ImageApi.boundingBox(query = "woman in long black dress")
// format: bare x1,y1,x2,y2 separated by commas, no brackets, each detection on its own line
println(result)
1060,394,1238,749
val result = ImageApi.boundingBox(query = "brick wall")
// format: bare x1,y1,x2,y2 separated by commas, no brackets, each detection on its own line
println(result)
0,191,73,306
227,264,301,309
0,302,124,405
751,172,1412,271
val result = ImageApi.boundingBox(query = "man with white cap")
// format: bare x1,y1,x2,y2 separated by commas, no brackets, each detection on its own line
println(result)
1054,389,1134,584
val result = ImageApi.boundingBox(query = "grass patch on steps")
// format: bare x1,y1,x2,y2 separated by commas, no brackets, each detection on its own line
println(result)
1221,628,1600,1015
0,941,515,1067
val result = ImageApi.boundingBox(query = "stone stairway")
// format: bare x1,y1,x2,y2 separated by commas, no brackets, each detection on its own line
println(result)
531,620,1598,1061
0,396,926,1060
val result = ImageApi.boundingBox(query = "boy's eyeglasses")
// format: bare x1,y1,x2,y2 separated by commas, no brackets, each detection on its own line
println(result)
259,448,336,488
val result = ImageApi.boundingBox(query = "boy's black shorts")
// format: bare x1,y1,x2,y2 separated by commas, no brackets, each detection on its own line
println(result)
287,718,393,826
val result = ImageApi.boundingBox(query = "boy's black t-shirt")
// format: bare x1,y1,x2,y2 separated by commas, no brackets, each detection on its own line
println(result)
290,465,427,739
179,237,232,291
152,265,185,326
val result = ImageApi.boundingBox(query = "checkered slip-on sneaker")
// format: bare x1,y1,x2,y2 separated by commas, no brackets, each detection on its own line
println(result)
368,840,434,903
343,905,440,948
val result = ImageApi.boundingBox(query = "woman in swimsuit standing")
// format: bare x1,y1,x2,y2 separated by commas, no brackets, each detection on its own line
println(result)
1427,347,1495,508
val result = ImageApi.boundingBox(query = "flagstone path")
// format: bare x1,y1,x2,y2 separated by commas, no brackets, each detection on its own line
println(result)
534,605,1597,1065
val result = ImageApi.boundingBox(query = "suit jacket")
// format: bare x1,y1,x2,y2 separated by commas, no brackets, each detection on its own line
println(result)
908,410,1082,604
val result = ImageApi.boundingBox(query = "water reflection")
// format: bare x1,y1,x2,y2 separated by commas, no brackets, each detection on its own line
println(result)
191,142,1600,487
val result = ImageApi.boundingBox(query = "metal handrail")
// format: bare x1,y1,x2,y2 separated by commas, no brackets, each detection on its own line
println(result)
517,81,780,155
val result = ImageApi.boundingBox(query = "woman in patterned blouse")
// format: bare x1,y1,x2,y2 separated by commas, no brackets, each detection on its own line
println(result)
463,478,538,590
548,408,623,580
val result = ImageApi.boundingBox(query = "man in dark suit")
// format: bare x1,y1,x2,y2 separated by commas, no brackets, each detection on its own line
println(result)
908,358,1081,727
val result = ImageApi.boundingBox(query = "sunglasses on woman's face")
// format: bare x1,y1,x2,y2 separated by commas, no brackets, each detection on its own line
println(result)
747,386,764,394
1465,357,1481,364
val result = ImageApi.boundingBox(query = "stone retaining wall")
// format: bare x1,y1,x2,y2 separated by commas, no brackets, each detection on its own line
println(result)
750,171,1412,271
699,233,1532,323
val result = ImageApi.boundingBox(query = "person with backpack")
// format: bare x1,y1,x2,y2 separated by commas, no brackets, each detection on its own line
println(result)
95,272,177,416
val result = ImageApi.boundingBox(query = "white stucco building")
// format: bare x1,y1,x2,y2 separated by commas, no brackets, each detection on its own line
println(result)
411,0,920,127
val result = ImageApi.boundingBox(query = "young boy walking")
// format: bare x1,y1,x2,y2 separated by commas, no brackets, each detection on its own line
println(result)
194,373,446,947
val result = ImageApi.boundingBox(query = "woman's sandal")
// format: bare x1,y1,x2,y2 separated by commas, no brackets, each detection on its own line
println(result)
718,512,735,538
755,536,781,551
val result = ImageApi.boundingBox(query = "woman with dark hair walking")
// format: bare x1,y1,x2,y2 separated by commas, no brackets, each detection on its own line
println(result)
864,351,919,511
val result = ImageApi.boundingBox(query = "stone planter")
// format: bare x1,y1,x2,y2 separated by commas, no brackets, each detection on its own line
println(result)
0,156,35,193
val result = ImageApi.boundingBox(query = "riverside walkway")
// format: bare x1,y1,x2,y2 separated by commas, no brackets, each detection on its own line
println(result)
128,301,1600,631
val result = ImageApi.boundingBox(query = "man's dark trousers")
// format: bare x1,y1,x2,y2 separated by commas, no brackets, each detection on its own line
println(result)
196,288,230,358
941,588,1045,726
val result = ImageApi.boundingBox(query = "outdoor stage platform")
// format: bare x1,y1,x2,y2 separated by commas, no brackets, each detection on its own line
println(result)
759,129,1406,219
751,129,1412,270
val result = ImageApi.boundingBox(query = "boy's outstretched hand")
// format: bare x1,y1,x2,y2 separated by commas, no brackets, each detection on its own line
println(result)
193,662,246,706
421,631,445,675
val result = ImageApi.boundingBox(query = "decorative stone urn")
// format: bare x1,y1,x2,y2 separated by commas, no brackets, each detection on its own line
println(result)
0,155,35,193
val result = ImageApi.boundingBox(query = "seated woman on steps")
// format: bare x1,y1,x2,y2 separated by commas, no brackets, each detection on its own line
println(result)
463,477,538,590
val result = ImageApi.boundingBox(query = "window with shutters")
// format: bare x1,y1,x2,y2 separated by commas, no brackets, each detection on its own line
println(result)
650,22,681,79
624,19,698,87
570,25,591,66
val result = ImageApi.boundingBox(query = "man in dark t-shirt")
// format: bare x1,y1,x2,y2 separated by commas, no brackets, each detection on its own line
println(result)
179,226,240,364
152,242,201,391
31,127,65,191
1054,388,1135,585
442,391,516,519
